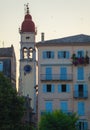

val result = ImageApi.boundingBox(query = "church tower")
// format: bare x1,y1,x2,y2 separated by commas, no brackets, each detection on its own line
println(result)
19,4,37,110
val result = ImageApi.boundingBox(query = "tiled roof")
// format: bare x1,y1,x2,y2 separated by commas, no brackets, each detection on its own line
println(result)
37,34,90,46
0,46,13,57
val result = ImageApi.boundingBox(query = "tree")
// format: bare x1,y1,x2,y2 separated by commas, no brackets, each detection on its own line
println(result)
39,110,79,130
0,72,25,129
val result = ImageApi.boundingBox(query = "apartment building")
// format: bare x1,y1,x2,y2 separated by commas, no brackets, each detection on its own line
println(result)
0,45,16,88
36,34,90,130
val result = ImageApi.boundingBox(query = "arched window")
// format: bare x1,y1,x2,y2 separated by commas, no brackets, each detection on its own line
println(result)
28,48,33,59
23,47,28,59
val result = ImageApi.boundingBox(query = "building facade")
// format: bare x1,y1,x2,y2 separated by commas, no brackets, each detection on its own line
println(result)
0,45,16,88
19,4,37,111
37,34,90,130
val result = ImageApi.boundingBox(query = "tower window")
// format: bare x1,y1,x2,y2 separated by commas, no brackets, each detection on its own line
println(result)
23,47,28,59
29,48,33,59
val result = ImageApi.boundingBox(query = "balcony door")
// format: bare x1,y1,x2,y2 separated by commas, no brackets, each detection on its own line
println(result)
60,67,67,80
46,67,52,80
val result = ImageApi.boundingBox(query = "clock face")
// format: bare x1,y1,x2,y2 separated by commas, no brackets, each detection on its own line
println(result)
24,65,32,73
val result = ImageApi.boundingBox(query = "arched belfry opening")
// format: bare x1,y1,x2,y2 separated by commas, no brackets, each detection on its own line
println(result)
23,47,28,59
29,47,33,59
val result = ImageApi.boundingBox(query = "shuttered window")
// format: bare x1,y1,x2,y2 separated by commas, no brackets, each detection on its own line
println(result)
58,51,70,59
58,84,70,93
43,51,54,59
43,84,55,93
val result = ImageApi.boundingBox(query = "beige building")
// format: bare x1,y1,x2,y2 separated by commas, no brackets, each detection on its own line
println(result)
37,34,90,130
0,45,16,88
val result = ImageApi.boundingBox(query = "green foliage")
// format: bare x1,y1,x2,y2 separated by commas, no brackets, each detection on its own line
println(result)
39,110,79,130
0,72,25,129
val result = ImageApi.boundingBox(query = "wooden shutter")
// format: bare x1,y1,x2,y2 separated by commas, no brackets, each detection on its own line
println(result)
46,67,52,80
74,84,78,97
66,84,70,92
58,84,61,93
84,84,88,98
78,102,85,115
45,101,52,112
77,67,84,80
60,101,68,113
43,84,46,93
52,84,55,93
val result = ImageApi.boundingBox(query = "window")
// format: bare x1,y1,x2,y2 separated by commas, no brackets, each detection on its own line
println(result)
58,84,70,93
77,120,88,130
0,61,3,72
43,84,55,93
47,84,52,92
74,84,88,98
78,102,85,116
43,51,54,59
62,84,66,92
60,101,68,113
77,50,84,58
77,67,84,80
45,101,53,112
58,51,69,59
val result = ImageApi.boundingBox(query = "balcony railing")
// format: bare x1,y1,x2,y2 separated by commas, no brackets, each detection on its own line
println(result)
40,74,73,81
74,91,88,98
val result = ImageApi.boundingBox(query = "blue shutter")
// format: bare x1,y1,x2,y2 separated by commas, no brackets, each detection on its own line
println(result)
74,84,78,97
58,84,61,93
43,51,46,59
51,51,54,58
58,51,62,58
66,51,70,59
43,84,46,93
52,84,55,93
0,62,3,72
82,51,84,57
77,50,84,57
60,101,68,113
78,102,85,116
60,67,67,80
66,84,70,92
84,122,88,130
46,67,52,80
84,84,88,98
77,67,84,80
45,101,52,112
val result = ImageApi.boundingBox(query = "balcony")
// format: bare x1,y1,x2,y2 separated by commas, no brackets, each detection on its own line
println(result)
74,91,88,98
40,74,73,81
71,54,90,66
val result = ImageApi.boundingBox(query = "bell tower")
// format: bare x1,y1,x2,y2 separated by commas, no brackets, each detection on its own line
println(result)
19,4,37,110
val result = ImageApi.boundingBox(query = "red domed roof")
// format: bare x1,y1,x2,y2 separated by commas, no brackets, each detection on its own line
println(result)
21,12,35,33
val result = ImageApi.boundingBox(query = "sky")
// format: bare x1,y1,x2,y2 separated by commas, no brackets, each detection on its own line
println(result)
0,0,90,76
